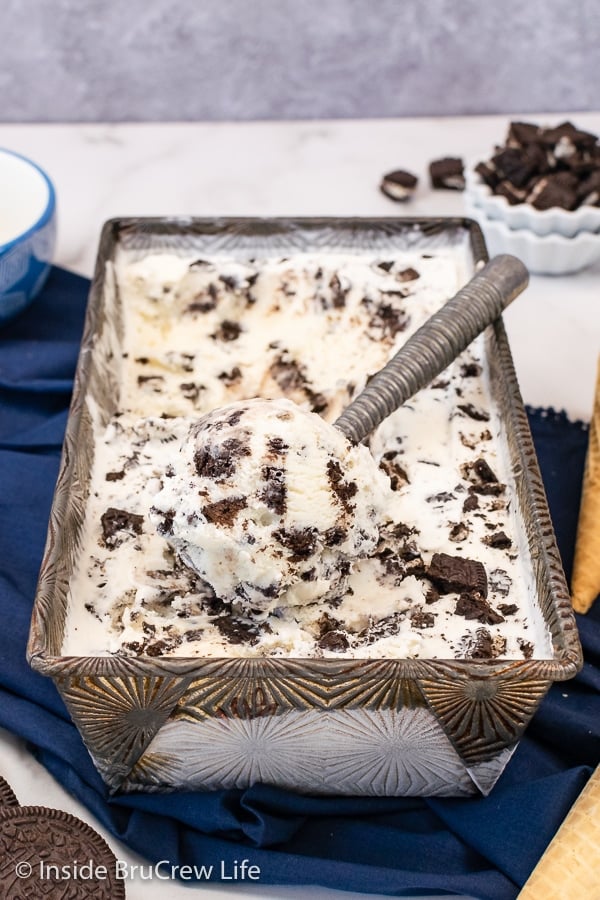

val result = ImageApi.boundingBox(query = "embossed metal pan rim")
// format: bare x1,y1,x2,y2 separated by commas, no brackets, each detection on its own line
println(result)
27,216,582,682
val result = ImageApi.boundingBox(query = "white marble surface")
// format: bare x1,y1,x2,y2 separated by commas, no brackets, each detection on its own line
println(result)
0,114,598,900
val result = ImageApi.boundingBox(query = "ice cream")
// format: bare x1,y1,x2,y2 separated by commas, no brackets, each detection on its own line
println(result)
148,397,392,616
62,247,552,660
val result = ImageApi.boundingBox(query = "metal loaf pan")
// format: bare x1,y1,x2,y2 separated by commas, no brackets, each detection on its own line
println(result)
27,217,582,797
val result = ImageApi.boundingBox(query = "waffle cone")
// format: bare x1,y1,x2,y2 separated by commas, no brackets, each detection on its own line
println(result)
518,766,600,899
571,359,600,614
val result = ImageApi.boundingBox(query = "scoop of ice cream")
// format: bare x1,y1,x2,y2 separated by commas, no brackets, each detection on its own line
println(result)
149,398,392,615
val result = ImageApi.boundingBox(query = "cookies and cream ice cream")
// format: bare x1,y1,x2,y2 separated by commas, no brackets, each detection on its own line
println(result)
148,398,391,615
62,247,552,660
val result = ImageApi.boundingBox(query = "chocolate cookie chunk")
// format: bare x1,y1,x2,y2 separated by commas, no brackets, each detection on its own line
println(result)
218,365,243,386
472,458,499,483
508,120,541,147
449,522,469,543
462,493,479,512
212,319,242,342
397,266,420,282
137,373,164,393
101,507,144,546
269,355,306,392
474,161,499,190
202,496,247,526
577,169,600,205
0,806,125,898
379,451,410,491
368,302,409,340
318,630,350,652
528,172,579,211
489,567,512,596
483,530,513,550
474,119,600,210
498,603,518,616
179,381,203,403
380,169,418,201
267,435,289,456
491,147,537,188
463,627,506,660
259,466,287,515
455,592,504,625
429,157,465,190
457,403,490,422
460,362,482,378
518,638,534,659
317,612,342,637
269,354,328,414
427,552,488,598
0,775,18,807
274,526,318,561
495,180,527,205
328,273,350,308
410,609,435,629
327,459,358,510
214,615,261,645
194,437,251,481
539,121,597,152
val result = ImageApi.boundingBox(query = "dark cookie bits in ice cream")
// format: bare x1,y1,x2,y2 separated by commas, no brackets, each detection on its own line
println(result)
148,398,391,617
426,552,488,597
63,251,552,661
101,507,144,547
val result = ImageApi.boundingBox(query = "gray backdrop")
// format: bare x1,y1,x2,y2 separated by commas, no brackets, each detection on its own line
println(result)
0,0,596,122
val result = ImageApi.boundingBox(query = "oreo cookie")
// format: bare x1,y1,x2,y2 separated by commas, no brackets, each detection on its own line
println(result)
507,121,541,146
100,507,144,547
214,614,262,645
474,161,499,190
380,169,418,201
318,630,350,652
429,157,465,190
212,319,242,342
455,592,504,625
483,530,513,550
0,775,18,808
578,169,600,205
491,147,537,188
495,180,527,205
539,121,597,151
527,172,579,211
0,806,126,898
202,496,247,526
463,627,507,660
427,552,488,598
474,119,600,210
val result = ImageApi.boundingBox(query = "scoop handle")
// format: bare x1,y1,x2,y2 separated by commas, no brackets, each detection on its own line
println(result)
334,254,529,444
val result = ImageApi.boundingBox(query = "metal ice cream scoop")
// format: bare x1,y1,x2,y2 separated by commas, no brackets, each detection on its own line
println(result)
334,254,529,444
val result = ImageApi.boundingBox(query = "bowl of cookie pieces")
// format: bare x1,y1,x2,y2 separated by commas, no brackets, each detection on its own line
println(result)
465,120,600,275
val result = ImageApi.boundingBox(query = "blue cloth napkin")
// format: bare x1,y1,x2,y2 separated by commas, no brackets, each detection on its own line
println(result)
1,268,598,900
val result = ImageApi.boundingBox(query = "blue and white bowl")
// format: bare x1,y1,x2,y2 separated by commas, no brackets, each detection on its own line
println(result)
0,148,56,323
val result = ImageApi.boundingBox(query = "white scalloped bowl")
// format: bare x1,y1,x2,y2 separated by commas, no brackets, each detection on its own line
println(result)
465,200,600,275
465,164,600,238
